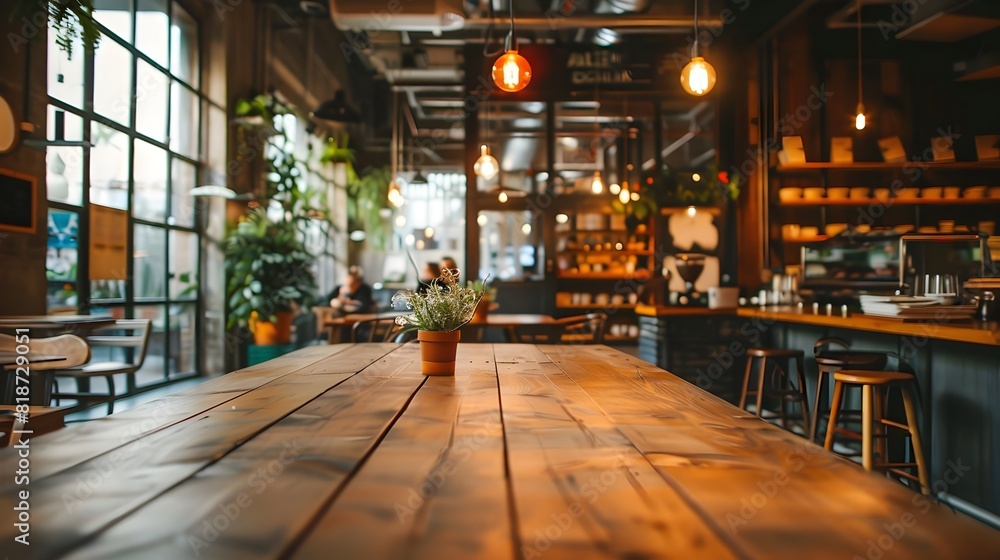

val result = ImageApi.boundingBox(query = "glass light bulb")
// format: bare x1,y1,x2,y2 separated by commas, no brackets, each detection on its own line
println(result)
474,145,499,179
477,214,488,226
591,171,604,194
492,50,532,92
424,227,434,238
521,223,531,235
609,183,621,195
498,191,508,203
855,103,866,130
680,56,717,96
618,188,630,204
630,191,640,201
394,215,406,227
555,213,569,224
686,206,697,218
692,173,701,182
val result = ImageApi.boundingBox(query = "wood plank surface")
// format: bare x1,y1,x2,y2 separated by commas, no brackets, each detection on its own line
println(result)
0,344,352,480
0,344,398,559
291,344,511,560
537,344,1000,559
60,343,426,560
494,344,738,560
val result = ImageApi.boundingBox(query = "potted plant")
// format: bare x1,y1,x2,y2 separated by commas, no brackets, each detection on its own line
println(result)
392,269,487,376
225,208,316,345
11,0,101,57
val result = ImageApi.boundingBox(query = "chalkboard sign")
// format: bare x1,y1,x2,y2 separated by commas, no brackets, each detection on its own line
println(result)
0,169,36,234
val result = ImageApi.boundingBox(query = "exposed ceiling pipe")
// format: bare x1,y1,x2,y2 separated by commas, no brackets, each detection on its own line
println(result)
461,16,724,31
384,68,464,84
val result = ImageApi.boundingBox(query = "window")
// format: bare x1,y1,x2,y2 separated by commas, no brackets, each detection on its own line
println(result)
45,1,219,385
392,172,467,278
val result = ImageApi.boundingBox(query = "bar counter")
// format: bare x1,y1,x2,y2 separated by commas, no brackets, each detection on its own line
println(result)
635,303,1000,522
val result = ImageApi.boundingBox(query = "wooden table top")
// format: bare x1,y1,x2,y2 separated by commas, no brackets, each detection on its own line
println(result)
1,343,997,559
0,315,116,330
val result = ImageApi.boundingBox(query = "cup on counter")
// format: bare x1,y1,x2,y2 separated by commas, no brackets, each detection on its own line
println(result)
849,187,870,200
782,224,801,240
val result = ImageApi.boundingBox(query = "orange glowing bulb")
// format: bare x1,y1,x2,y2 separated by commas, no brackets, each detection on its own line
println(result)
492,50,532,92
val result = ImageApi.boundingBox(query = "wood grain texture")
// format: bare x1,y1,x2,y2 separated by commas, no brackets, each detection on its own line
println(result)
538,344,1000,559
2,343,999,560
0,344,398,559
291,344,511,560
494,344,738,560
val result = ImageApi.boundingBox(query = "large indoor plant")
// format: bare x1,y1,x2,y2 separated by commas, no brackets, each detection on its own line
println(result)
392,268,487,376
225,208,316,345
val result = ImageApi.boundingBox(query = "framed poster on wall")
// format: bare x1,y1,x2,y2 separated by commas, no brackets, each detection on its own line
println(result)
0,168,36,234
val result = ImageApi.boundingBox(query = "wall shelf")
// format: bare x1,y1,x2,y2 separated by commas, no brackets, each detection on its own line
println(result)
557,303,637,310
779,197,1000,206
775,161,1000,173
557,271,651,280
557,249,652,255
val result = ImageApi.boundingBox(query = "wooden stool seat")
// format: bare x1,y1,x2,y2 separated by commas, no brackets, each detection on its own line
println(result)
833,370,912,385
746,348,801,358
809,337,889,444
739,348,809,433
824,369,929,494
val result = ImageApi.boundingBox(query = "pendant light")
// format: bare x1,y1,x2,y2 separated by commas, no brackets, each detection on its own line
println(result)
474,101,499,179
680,0,717,96
312,90,361,123
854,0,867,130
388,92,405,207
590,81,604,194
492,0,531,92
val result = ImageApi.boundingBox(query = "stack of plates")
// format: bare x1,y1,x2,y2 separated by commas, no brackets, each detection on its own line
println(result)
859,295,975,320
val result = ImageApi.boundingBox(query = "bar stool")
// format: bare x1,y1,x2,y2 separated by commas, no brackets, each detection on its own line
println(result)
739,348,810,432
809,337,888,443
824,370,929,494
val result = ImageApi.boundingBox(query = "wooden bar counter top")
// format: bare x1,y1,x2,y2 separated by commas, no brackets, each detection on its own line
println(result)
2,343,998,559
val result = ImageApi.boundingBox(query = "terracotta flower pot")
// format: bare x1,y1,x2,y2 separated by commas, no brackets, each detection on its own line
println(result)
251,311,294,345
472,298,490,323
418,330,461,376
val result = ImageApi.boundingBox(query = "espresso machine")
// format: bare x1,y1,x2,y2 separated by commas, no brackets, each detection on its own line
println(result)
672,253,708,306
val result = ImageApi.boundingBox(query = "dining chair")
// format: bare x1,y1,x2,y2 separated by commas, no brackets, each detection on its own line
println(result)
351,317,407,343
50,319,152,415
0,333,89,445
510,323,568,343
555,312,608,344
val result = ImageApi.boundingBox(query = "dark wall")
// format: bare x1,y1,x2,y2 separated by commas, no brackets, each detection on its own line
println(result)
0,5,48,315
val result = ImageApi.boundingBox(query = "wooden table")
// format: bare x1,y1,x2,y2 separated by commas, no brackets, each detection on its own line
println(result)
0,315,116,331
1,343,997,559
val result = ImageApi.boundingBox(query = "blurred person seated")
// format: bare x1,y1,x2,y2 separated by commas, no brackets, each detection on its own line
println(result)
328,266,375,316
417,261,441,294
440,256,459,276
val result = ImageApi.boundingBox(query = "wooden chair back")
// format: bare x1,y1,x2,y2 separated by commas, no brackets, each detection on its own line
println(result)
511,323,567,344
351,317,404,343
0,333,91,370
85,319,152,368
557,312,607,344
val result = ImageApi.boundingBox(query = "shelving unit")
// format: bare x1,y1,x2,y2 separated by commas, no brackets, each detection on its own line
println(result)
553,211,655,344
768,160,1000,268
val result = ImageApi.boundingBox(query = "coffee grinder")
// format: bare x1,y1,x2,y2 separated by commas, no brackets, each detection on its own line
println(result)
673,253,708,306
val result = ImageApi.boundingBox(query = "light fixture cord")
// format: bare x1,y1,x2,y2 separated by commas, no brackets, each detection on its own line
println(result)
693,0,699,58
857,0,863,105
509,0,517,51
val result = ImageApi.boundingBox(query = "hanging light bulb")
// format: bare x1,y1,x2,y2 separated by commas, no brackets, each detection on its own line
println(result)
854,1,867,131
630,191,640,201
680,0,717,96
492,0,531,92
474,145,499,179
609,183,621,195
618,186,630,204
498,191,509,203
387,179,405,208
591,171,604,194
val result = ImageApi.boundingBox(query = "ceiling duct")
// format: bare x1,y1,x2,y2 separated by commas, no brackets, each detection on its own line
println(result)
328,0,465,32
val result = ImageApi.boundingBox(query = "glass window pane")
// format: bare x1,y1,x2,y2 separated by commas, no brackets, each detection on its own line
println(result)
134,224,166,298
204,103,227,180
136,0,169,67
91,123,130,211
477,211,542,281
170,82,199,157
169,230,198,299
47,27,84,107
47,146,84,205
46,209,79,312
133,140,168,222
136,61,169,141
134,305,168,385
91,278,127,301
170,4,198,86
168,303,197,375
170,158,196,227
93,0,132,42
94,39,133,126
46,106,84,141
